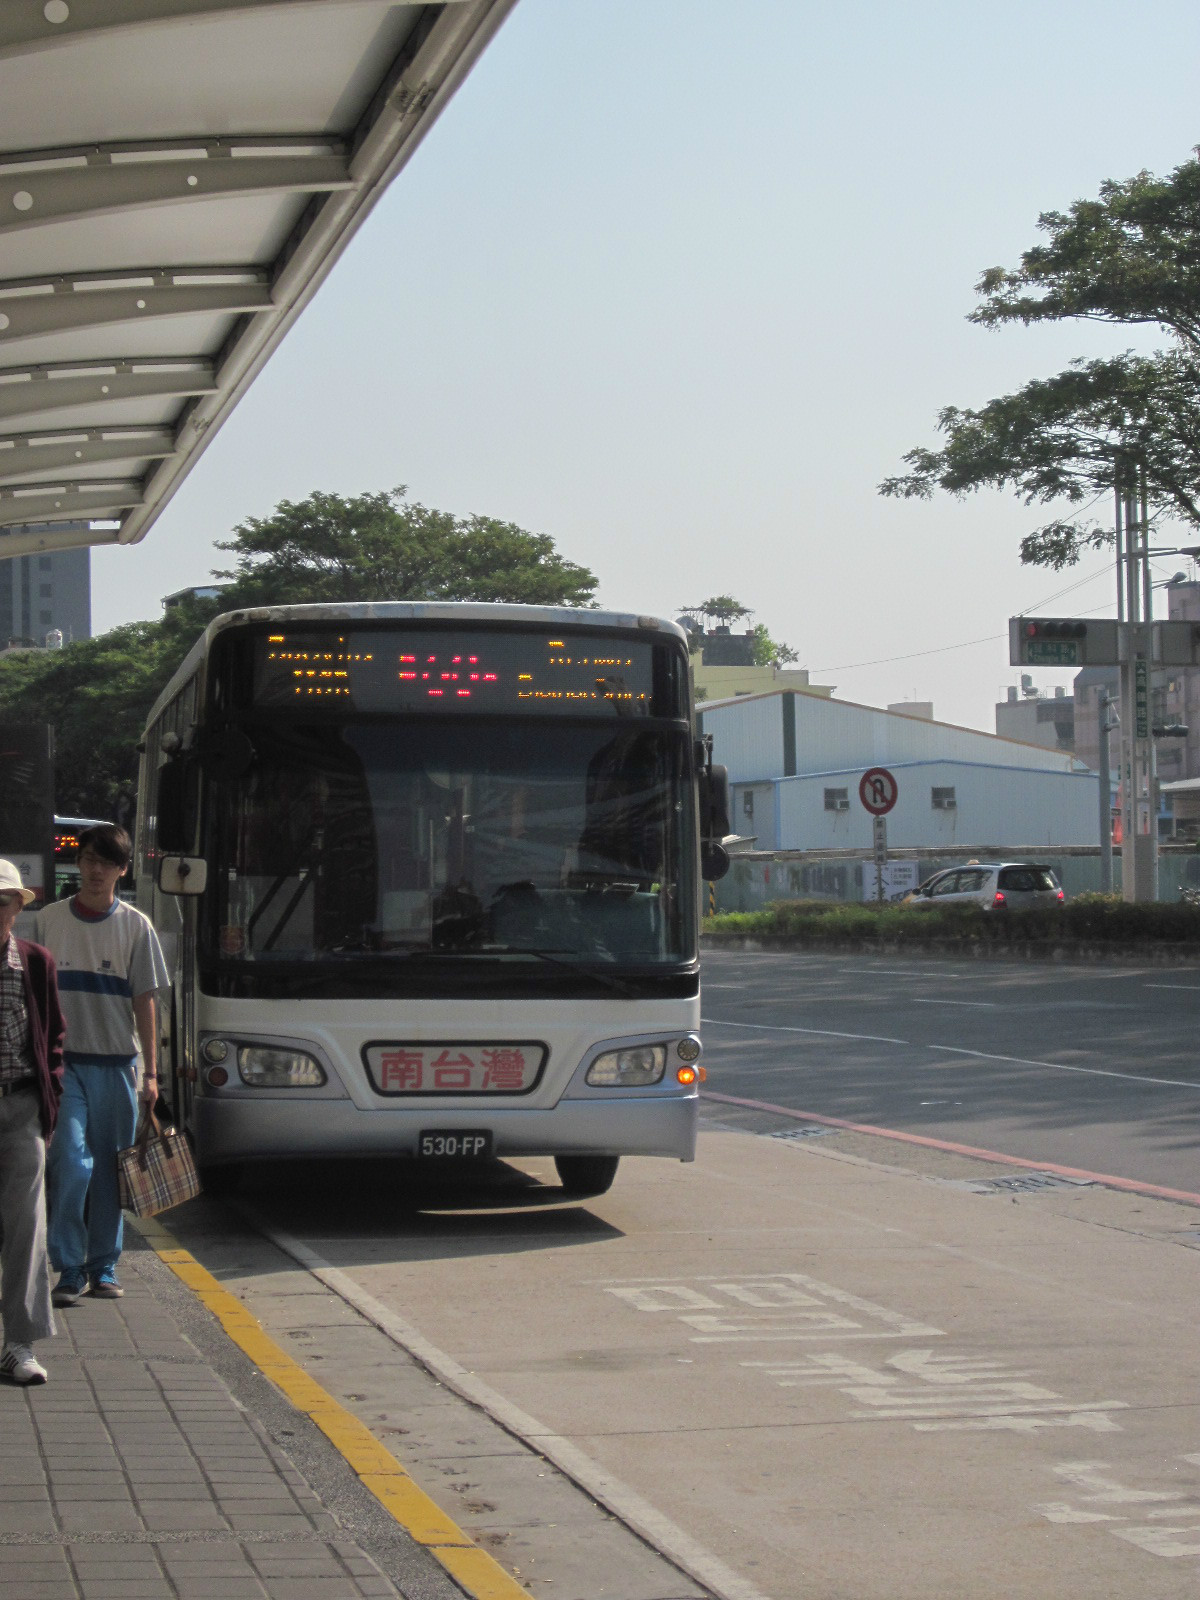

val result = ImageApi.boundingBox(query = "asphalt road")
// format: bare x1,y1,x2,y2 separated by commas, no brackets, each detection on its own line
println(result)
155,948,1200,1600
699,948,1200,1196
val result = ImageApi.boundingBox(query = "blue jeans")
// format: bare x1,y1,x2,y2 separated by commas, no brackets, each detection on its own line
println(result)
47,1061,137,1279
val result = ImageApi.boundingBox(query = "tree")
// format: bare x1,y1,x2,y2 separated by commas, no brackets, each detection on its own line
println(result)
971,151,1200,355
679,596,754,629
880,350,1200,568
216,486,598,609
0,486,598,814
678,596,799,663
881,152,1200,569
0,622,187,817
751,624,799,666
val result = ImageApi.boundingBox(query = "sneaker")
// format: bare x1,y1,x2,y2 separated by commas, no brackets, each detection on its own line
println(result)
51,1270,86,1308
88,1270,123,1300
0,1344,47,1385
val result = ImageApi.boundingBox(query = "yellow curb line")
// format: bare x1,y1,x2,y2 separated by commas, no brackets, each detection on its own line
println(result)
130,1214,534,1600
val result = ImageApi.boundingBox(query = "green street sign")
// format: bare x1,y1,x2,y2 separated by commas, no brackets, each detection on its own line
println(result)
1025,639,1080,666
1135,658,1149,739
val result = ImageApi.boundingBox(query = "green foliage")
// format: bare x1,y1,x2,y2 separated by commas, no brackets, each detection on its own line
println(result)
689,596,752,625
0,622,191,817
880,351,1200,567
971,152,1200,355
1,487,599,815
215,486,598,609
704,896,1200,946
881,150,1200,567
751,623,800,666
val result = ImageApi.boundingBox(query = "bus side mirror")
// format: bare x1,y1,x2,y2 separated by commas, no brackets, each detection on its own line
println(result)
157,760,190,853
701,842,730,881
158,856,207,896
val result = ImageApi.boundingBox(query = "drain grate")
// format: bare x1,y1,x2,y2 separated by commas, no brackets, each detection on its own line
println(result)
770,1124,837,1142
942,1171,1094,1194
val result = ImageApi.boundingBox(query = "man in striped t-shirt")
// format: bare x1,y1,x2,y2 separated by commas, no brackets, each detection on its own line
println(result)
35,824,168,1305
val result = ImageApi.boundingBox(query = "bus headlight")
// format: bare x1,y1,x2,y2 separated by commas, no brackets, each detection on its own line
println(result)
586,1045,667,1087
237,1046,326,1088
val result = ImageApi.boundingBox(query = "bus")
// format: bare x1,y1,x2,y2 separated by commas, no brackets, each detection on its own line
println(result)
54,816,109,900
136,602,729,1196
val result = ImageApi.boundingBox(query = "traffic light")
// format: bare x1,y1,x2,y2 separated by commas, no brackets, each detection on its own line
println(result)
1021,620,1086,640
1008,617,1119,667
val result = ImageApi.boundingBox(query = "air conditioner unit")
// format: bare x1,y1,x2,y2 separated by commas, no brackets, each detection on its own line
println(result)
834,798,850,812
932,796,957,810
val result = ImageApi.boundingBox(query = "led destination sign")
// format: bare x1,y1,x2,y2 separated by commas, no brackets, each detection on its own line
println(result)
252,629,660,716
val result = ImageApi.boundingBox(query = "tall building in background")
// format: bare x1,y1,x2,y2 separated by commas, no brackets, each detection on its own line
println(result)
0,530,91,648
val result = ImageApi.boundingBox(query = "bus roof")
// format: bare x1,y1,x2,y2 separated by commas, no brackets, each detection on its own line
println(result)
145,602,690,730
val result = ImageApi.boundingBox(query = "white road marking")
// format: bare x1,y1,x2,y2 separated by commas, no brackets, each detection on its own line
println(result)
1036,1459,1200,1559
243,1210,774,1600
602,1272,943,1343
703,1018,1200,1089
925,1043,1200,1090
742,1349,1125,1434
702,1018,912,1045
912,999,998,1009
1143,983,1200,992
836,967,962,978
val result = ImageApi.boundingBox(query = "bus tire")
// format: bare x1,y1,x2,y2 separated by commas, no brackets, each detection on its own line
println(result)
554,1155,619,1197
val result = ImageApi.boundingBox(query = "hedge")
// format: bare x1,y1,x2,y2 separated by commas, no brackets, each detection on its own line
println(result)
703,894,1200,946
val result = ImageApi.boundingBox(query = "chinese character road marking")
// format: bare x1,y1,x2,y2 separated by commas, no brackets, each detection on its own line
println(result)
601,1272,943,1343
743,1350,1127,1434
1035,1459,1200,1559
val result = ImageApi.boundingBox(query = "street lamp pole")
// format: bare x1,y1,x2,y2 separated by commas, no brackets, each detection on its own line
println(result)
1098,691,1115,893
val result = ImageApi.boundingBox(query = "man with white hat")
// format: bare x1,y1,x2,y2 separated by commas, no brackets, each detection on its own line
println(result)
0,858,65,1385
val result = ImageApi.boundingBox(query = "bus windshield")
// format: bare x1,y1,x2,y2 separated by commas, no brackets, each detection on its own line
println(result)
204,718,695,974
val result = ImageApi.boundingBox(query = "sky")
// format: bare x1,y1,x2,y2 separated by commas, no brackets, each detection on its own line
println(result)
91,0,1200,733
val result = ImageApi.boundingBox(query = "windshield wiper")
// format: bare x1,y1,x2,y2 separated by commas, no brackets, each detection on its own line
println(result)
489,945,636,996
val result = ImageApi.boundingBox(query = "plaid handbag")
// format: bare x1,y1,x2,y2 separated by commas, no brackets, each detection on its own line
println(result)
117,1106,202,1217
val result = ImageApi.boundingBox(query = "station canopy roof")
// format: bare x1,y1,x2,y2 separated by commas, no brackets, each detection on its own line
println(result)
0,0,517,557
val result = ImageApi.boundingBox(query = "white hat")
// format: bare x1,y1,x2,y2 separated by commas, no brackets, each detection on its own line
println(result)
0,859,35,906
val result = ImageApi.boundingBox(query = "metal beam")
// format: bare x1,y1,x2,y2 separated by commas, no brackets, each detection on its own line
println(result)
0,271,271,347
120,0,519,546
0,143,351,235
0,481,142,527
0,1,363,58
0,358,216,424
0,522,122,555
0,427,174,486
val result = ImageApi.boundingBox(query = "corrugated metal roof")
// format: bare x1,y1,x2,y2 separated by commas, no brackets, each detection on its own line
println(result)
702,687,1085,777
0,0,517,557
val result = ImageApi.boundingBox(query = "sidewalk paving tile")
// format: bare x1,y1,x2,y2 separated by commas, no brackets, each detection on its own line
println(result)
0,1250,423,1600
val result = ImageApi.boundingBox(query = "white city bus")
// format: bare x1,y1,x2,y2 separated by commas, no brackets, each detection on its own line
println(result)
137,603,729,1196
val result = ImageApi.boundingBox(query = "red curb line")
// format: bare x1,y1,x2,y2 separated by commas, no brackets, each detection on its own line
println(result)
701,1089,1200,1208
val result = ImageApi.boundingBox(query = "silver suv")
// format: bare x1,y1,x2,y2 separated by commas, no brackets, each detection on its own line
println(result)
908,862,1064,911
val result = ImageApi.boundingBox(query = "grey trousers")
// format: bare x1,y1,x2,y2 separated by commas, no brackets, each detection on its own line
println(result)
0,1087,55,1347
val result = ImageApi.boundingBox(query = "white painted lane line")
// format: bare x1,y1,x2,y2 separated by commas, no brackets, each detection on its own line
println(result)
703,1019,1200,1090
246,1214,774,1600
702,1018,912,1046
911,999,999,1009
1144,983,1200,992
926,1043,1200,1090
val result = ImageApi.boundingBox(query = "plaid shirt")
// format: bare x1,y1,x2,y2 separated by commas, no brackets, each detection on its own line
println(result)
0,937,34,1087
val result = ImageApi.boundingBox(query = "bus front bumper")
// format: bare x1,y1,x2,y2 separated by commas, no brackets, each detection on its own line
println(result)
191,1092,698,1167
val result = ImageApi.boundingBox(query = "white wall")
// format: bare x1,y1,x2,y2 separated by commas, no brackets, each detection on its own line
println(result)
774,761,1099,851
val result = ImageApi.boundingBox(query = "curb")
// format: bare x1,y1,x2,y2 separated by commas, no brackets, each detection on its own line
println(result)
129,1213,535,1600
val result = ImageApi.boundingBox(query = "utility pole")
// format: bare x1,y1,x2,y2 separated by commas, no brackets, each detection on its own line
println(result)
1116,453,1159,902
1098,690,1115,893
